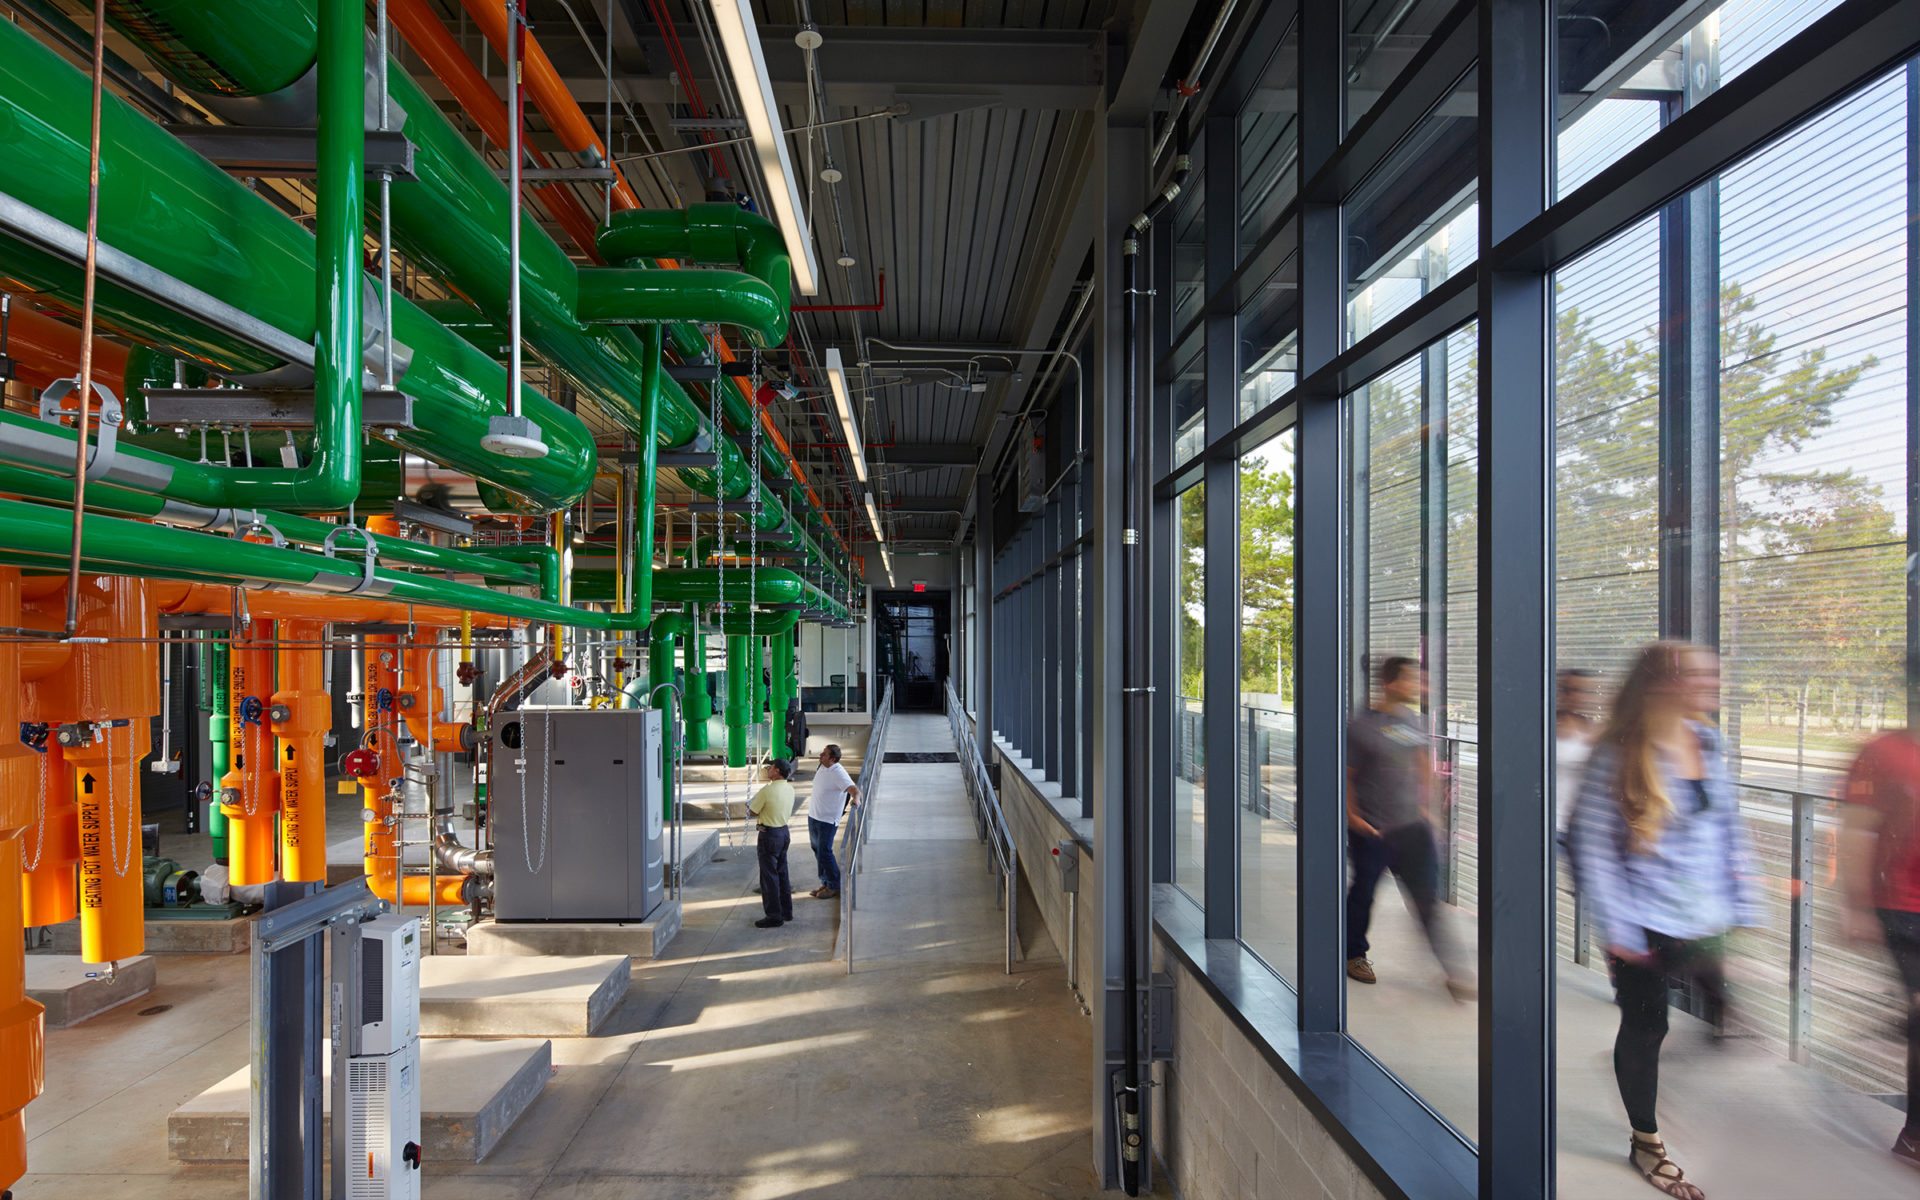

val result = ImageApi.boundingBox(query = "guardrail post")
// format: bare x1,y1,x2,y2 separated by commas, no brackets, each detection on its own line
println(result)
1789,791,1813,1064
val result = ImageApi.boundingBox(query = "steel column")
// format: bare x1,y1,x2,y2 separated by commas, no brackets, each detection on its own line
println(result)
1477,0,1557,1195
1202,113,1241,935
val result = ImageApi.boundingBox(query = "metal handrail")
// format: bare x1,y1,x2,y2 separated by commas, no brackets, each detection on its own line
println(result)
946,680,1019,974
842,680,893,973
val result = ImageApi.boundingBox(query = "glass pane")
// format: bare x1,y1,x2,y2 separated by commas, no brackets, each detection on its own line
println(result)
1555,0,1852,197
1239,257,1299,424
1345,0,1466,132
1344,325,1480,1140
1171,328,1206,468
1238,429,1297,983
1172,138,1207,337
1554,66,1915,1199
1238,26,1299,257
1345,69,1478,346
1173,481,1207,905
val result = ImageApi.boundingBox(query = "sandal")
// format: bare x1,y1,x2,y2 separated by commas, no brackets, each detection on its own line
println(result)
1629,1134,1705,1200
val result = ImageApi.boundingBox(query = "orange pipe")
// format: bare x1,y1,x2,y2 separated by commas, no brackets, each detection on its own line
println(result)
222,625,280,887
387,0,605,258
272,619,329,882
66,720,149,964
152,581,520,631
20,743,78,929
2,304,128,395
0,565,45,1194
454,0,642,211
357,635,467,906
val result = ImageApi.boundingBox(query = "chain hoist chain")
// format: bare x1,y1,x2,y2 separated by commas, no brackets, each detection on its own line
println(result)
23,746,49,872
749,346,762,763
103,723,135,879
522,703,552,875
708,326,734,841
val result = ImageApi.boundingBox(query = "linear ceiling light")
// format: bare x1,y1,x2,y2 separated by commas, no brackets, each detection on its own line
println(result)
708,0,821,296
824,348,868,484
863,492,885,543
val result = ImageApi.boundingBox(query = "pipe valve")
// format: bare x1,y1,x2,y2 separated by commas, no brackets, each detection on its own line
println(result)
342,747,380,778
238,696,265,726
268,703,291,723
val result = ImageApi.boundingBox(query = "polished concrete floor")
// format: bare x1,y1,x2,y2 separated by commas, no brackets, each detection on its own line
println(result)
17,711,1111,1198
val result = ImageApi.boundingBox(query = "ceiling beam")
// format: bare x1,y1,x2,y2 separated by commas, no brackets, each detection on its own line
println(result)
548,27,1103,112
871,443,981,467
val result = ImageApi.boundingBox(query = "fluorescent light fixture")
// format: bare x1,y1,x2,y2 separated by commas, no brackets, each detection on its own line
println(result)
707,0,821,296
879,545,895,585
824,349,867,484
863,492,884,542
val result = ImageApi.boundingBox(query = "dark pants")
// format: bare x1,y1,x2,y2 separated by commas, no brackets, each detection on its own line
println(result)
1879,909,1920,1133
808,817,841,890
756,825,793,920
1608,932,1728,1134
1346,823,1458,976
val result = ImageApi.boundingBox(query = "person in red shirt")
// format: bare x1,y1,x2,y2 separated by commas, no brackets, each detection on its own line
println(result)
1841,653,1920,1170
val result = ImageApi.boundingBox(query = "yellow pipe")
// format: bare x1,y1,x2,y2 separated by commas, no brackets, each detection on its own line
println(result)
272,619,329,882
67,722,149,964
550,512,567,666
459,609,474,666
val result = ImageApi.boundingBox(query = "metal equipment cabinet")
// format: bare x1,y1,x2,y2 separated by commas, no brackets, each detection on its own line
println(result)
490,706,666,921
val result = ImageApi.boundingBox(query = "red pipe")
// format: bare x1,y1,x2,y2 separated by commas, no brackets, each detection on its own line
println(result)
793,270,885,313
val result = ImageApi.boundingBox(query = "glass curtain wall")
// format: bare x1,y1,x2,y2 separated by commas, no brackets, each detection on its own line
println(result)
1136,0,1920,1194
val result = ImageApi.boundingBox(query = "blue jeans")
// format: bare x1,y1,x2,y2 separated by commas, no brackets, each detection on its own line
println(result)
808,817,841,890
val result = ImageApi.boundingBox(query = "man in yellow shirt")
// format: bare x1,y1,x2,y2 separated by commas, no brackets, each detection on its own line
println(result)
749,759,798,928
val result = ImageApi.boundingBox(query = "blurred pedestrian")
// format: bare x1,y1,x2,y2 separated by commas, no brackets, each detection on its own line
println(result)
1839,652,1920,1169
1571,641,1765,1200
1557,668,1603,844
1344,656,1474,1001
750,758,797,929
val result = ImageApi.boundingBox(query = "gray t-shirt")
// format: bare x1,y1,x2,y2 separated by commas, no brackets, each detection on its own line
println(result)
1348,706,1429,832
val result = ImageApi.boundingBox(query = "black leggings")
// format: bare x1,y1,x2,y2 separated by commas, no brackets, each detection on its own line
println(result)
1609,932,1728,1135
1878,909,1920,1134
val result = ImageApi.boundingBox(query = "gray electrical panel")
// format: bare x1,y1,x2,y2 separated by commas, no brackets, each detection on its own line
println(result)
490,706,666,922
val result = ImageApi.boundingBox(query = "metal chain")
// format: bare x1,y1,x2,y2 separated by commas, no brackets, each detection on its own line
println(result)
521,703,552,874
708,326,735,842
748,347,762,764
23,746,49,872
103,723,135,879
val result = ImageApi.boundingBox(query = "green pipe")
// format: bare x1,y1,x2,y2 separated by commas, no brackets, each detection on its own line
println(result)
471,544,561,603
647,613,685,817
752,636,768,719
104,0,316,95
769,630,795,759
0,460,539,587
0,19,596,512
207,634,230,862
725,633,750,768
716,610,802,637
631,326,664,618
573,268,785,348
682,601,711,751
597,205,792,305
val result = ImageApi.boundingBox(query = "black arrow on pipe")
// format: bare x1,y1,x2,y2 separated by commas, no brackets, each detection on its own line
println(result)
80,773,95,794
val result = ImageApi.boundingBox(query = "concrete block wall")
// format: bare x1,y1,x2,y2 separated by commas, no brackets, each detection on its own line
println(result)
1153,937,1392,1200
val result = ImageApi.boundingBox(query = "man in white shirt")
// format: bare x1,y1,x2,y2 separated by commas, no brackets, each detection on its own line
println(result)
806,744,859,899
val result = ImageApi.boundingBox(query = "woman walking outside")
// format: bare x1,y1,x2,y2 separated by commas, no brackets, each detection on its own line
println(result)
1569,641,1765,1200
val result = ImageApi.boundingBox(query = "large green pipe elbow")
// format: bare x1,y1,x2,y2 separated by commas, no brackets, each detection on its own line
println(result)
575,268,786,349
597,205,791,299
470,544,561,602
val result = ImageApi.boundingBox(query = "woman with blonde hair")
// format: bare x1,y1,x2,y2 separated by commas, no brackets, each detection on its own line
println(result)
1570,641,1765,1199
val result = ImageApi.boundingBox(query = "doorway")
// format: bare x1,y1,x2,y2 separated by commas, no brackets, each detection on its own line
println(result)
874,590,950,711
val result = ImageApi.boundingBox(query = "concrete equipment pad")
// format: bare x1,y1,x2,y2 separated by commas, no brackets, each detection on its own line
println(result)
677,826,720,884
419,954,629,1038
168,1036,552,1164
464,900,681,959
25,954,155,1027
47,912,254,955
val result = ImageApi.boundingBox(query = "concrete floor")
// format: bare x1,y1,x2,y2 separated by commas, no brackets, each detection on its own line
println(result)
17,711,1114,1199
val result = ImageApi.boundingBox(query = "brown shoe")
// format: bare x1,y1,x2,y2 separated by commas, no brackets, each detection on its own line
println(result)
818,887,840,900
1346,956,1376,984
808,886,827,898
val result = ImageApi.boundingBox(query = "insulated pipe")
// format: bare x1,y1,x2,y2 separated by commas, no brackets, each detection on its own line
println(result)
682,601,712,751
769,630,795,758
207,635,230,862
0,302,127,393
20,744,79,929
0,564,43,1195
0,19,596,513
222,625,280,887
752,636,768,720
270,618,328,881
725,634,750,768
648,612,687,813
358,635,472,906
67,720,149,964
